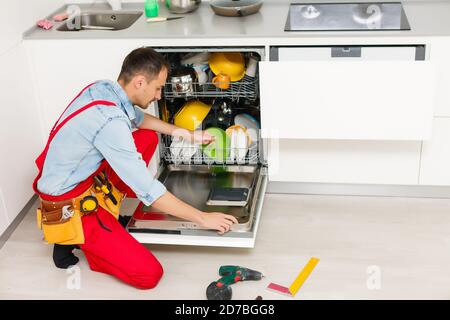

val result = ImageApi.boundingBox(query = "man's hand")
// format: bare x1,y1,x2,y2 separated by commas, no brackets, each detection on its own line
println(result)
190,130,215,145
152,192,239,235
198,212,239,235
172,128,215,145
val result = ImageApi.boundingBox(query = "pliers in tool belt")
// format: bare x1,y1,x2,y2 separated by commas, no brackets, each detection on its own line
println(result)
93,172,118,205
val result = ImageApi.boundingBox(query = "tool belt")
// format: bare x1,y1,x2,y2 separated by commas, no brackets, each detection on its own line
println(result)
36,171,125,245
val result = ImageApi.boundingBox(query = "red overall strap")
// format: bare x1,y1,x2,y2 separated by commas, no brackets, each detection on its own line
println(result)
35,82,96,170
50,82,96,133
33,84,116,201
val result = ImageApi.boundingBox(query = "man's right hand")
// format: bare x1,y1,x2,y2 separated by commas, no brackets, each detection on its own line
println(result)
151,191,239,235
198,212,239,235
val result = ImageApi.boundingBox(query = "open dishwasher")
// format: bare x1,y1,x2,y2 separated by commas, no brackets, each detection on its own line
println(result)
127,47,268,248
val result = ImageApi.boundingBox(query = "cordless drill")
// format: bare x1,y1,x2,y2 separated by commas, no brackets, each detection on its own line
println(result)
206,265,264,300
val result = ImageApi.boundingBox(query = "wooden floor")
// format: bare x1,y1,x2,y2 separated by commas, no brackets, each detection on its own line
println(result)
1,193,450,300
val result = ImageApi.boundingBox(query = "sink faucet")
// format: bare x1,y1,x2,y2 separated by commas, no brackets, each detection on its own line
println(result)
107,0,122,10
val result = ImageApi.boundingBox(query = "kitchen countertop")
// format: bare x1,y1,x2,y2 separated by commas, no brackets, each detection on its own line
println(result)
23,1,450,43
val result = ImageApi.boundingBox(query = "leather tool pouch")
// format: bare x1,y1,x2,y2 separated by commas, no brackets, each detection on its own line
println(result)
37,199,82,244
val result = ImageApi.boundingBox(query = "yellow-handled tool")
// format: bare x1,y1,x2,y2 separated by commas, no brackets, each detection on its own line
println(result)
93,174,118,205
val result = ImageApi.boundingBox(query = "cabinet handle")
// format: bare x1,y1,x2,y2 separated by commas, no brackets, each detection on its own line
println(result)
331,47,362,58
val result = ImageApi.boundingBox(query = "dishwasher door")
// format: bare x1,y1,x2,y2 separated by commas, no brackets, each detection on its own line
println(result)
127,164,268,248
260,45,437,141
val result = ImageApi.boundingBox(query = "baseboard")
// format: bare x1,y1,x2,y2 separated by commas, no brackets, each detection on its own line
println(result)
266,181,450,199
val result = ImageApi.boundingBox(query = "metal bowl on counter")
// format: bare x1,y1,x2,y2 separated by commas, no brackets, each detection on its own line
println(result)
166,0,202,14
210,0,263,17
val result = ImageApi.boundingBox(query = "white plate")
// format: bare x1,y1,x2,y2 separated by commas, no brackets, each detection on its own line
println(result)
170,137,198,163
234,113,260,145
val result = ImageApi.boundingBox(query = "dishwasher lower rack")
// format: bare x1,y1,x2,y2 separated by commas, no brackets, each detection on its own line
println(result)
160,135,260,166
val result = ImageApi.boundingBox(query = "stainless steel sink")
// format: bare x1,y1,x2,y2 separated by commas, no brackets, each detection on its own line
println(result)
57,11,142,31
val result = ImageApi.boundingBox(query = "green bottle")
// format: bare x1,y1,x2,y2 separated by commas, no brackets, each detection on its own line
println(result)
145,0,159,18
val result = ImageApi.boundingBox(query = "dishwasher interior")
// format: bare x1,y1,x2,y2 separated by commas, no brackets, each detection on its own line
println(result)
128,47,268,237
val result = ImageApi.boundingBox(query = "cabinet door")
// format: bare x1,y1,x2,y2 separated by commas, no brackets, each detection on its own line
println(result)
260,60,436,140
419,118,450,185
429,40,450,117
267,138,421,184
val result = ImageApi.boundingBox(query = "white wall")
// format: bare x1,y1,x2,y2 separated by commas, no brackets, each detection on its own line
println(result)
0,1,67,55
0,188,8,237
0,0,66,236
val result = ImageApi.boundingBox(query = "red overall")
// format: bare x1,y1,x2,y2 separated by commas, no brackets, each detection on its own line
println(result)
33,83,163,289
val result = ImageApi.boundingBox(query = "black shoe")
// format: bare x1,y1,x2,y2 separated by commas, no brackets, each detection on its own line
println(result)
118,215,132,228
53,244,79,269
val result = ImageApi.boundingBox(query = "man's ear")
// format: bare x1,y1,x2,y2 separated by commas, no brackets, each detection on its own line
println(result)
133,75,146,89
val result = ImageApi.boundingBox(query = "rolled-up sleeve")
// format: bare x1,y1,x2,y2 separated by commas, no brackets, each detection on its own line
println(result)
93,118,166,206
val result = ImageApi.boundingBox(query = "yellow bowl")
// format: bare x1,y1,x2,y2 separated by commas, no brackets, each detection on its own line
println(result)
174,100,212,131
209,52,245,82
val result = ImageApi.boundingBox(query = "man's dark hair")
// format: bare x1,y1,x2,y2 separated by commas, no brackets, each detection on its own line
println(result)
118,47,170,84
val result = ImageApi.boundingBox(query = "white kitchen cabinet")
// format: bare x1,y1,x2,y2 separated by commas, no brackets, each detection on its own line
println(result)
429,39,450,117
259,45,435,184
419,118,450,185
25,39,148,136
260,59,436,140
267,139,421,184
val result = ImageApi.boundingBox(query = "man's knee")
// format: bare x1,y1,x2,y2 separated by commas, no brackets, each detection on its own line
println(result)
133,129,158,163
134,129,158,145
132,261,164,290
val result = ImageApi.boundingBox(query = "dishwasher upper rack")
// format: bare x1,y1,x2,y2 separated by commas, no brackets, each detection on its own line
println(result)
160,135,259,166
163,74,259,102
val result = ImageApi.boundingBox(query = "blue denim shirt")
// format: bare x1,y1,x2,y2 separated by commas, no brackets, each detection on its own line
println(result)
37,80,167,206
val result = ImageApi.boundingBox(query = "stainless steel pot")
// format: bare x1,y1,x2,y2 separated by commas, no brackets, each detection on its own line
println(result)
169,66,198,97
166,0,201,14
210,0,263,17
